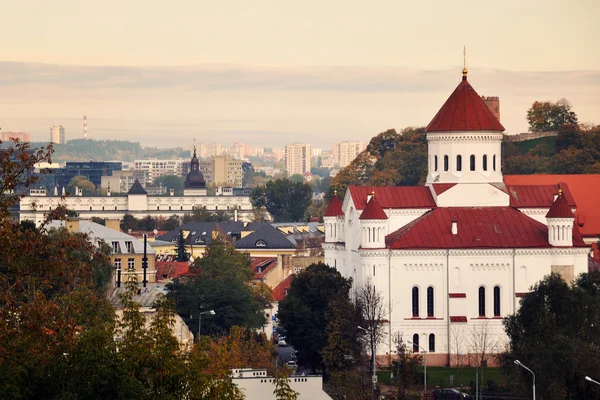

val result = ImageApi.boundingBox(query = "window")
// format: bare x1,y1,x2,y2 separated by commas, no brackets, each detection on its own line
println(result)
456,155,462,171
255,240,267,247
111,241,119,253
427,286,434,317
479,286,486,317
412,334,419,353
412,287,419,317
373,265,376,276
494,286,501,317
429,334,435,352
125,241,133,253
470,155,476,171
128,258,135,270
444,155,449,171
434,156,438,172
114,258,122,270
493,154,497,171
483,154,488,171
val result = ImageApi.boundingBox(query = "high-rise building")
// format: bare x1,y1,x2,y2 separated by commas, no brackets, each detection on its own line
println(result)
1,131,30,142
284,143,312,176
199,155,245,187
335,141,365,168
50,125,66,144
133,159,186,186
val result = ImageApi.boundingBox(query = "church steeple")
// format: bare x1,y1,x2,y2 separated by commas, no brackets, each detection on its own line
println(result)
184,141,206,194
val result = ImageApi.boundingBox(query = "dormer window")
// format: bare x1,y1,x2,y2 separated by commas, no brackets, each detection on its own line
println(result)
112,241,119,253
255,240,267,247
125,241,133,253
194,237,205,244
171,237,177,243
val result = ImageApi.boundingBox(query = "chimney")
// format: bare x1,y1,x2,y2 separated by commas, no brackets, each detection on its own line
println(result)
66,218,80,233
451,218,458,235
105,219,121,231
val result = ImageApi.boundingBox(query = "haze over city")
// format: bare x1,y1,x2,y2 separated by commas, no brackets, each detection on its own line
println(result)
1,0,599,148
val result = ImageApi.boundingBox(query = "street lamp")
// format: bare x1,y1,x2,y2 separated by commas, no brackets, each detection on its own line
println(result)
358,326,377,396
514,360,535,400
407,340,427,391
198,310,215,338
586,376,600,386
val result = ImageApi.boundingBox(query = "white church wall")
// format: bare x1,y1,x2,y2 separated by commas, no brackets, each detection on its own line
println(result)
434,183,509,207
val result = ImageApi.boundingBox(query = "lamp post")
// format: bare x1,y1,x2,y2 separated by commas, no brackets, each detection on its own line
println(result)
408,340,427,392
514,360,535,400
358,326,377,397
586,376,600,386
198,310,215,338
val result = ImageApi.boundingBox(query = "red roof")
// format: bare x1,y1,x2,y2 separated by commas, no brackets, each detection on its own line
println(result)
432,183,456,195
505,184,576,208
426,74,505,133
505,175,600,238
349,186,436,210
546,191,575,219
385,207,587,250
250,257,278,280
359,195,388,220
155,261,190,280
323,193,344,217
273,274,294,302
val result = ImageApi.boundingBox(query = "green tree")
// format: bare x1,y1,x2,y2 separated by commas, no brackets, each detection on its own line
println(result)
503,272,600,400
250,179,313,222
167,237,265,336
176,229,189,262
67,175,97,196
154,175,185,195
526,99,578,132
277,263,354,374
273,370,299,400
392,333,422,399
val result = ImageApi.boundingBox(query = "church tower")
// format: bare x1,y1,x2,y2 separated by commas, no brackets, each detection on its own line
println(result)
184,144,207,196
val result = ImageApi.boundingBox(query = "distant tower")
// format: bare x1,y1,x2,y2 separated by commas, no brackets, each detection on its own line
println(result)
83,115,88,140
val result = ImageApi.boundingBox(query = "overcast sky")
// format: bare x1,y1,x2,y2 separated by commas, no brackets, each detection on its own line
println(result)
1,0,598,149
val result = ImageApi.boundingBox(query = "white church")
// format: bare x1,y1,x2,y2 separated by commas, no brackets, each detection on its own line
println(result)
323,68,590,366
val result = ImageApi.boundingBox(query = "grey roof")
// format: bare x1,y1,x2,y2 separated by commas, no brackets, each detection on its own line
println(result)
156,221,271,246
234,225,296,250
109,282,169,308
47,220,156,255
270,222,325,246
127,179,148,195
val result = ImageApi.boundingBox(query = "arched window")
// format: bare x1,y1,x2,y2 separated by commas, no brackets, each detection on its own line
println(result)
434,156,438,172
255,240,267,247
444,155,449,171
412,334,419,353
470,155,476,171
427,286,434,317
494,286,501,317
429,334,435,352
483,155,488,171
493,154,497,171
479,286,486,317
456,155,462,171
412,287,419,317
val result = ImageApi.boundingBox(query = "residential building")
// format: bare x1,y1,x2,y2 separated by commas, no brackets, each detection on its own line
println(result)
335,141,365,168
133,159,186,186
53,161,122,188
284,143,311,176
323,68,590,367
2,131,30,142
101,170,136,193
198,155,245,187
50,125,66,144
231,368,331,400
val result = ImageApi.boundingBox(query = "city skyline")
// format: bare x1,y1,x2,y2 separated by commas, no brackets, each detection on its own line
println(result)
1,0,599,148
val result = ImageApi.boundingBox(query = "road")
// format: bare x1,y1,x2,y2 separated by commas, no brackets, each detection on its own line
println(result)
276,344,295,364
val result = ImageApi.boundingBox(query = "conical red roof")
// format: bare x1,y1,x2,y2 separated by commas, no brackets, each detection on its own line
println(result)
359,195,388,220
323,192,344,217
546,191,575,219
427,73,505,132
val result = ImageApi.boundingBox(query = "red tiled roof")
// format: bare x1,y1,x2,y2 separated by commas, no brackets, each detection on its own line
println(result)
359,195,388,220
505,183,576,208
273,274,294,302
426,74,505,133
385,207,587,250
450,316,468,323
155,261,190,280
546,191,575,219
250,257,278,280
432,183,456,195
323,193,344,217
349,186,436,210
505,175,600,238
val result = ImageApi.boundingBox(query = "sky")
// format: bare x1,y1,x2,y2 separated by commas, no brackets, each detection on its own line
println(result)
1,0,599,149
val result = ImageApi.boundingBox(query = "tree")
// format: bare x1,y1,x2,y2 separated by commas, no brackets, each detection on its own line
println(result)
392,333,422,400
207,326,275,373
250,179,313,222
277,263,354,373
273,370,299,400
183,206,230,223
154,175,185,195
503,272,600,400
67,175,97,196
304,199,327,222
526,99,578,132
167,236,266,336
176,229,189,262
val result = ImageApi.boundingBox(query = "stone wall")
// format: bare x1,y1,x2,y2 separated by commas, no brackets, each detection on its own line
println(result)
503,131,558,142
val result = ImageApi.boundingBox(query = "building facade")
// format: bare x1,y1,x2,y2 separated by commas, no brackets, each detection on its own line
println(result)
2,131,30,142
335,141,365,168
284,143,312,176
50,125,66,144
53,161,122,188
133,159,186,186
323,69,590,367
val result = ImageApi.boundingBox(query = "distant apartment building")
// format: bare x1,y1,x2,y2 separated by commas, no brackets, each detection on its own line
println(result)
335,141,365,168
50,125,66,144
198,143,223,158
312,148,323,157
198,155,245,187
231,142,246,160
272,148,284,162
101,170,136,193
133,159,186,186
2,131,30,142
284,143,312,176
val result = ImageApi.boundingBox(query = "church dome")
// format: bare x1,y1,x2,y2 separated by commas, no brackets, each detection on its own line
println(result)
185,147,206,189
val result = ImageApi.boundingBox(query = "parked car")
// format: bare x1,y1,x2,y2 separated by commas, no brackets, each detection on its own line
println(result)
285,360,297,368
278,337,288,347
433,388,471,399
